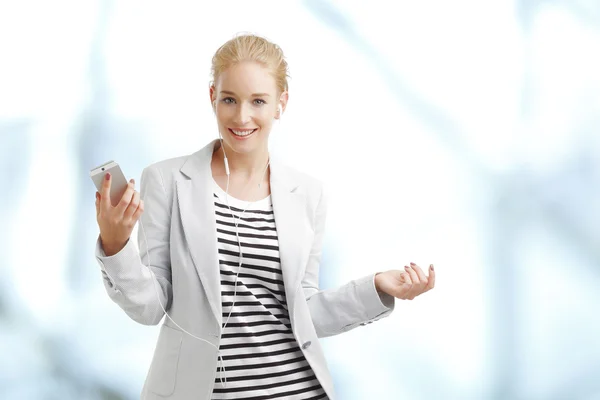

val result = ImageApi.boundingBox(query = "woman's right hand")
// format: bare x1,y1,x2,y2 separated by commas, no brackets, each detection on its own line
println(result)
95,173,145,256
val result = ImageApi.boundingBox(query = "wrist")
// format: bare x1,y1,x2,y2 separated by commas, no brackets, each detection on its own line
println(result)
101,237,127,256
374,272,383,293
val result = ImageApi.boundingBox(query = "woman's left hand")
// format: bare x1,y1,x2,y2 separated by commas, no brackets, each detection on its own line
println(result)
374,263,435,300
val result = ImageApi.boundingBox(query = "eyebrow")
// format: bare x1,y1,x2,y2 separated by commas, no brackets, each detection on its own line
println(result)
220,90,271,97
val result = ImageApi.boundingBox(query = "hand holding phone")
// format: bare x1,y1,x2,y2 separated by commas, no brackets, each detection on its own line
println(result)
90,161,144,256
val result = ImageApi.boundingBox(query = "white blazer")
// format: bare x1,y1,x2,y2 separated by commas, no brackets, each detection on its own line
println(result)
95,138,395,399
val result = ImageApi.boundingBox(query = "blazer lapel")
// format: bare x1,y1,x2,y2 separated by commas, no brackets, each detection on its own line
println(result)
177,140,222,327
177,139,313,331
270,155,314,329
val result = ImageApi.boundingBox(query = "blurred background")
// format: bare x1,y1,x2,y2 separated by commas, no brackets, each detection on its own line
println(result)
1,0,600,399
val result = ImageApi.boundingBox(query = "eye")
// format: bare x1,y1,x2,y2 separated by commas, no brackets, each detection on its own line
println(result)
253,99,266,105
222,97,235,104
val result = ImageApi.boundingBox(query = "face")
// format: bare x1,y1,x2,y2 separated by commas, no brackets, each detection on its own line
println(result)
210,61,287,155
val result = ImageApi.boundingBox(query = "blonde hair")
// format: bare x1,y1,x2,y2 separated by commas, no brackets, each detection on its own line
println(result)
210,33,289,95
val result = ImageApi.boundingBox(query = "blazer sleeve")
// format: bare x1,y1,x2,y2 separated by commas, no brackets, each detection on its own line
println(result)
94,165,172,326
302,183,395,338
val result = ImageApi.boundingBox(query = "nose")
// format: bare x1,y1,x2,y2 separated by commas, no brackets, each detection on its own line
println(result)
233,103,252,126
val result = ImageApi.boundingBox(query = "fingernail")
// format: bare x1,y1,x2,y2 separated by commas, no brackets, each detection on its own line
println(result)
405,266,410,270
430,264,434,271
105,173,110,180
130,178,135,184
410,262,415,266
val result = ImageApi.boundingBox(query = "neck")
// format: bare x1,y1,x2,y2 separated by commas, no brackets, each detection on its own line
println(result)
213,141,270,180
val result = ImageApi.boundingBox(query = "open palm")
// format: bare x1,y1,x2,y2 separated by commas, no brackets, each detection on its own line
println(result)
375,263,435,300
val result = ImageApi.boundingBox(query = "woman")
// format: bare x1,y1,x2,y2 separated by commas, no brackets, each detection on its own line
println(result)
94,34,435,400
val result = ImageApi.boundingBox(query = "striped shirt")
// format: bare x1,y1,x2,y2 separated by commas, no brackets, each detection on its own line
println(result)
210,178,329,400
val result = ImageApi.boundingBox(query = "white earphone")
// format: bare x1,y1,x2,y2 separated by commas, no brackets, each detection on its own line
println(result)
115,98,299,388
131,126,270,387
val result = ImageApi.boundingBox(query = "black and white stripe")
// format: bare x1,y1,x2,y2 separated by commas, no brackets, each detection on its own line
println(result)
211,180,328,400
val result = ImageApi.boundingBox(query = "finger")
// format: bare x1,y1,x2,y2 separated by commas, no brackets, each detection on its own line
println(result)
410,262,428,285
124,190,140,220
425,264,436,291
115,179,136,215
396,267,417,300
397,269,413,299
401,269,413,286
405,264,420,284
100,173,112,210
132,199,145,222
404,265,421,299
95,191,100,215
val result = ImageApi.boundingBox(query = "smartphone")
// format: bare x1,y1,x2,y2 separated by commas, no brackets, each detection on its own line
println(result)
90,160,129,207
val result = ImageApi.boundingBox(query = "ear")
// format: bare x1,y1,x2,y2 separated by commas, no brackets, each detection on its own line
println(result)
276,91,289,119
209,84,216,110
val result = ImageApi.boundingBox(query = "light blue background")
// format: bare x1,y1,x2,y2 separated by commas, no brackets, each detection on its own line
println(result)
1,1,599,399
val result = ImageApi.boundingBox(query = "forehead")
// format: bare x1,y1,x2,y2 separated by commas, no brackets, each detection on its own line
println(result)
216,61,277,96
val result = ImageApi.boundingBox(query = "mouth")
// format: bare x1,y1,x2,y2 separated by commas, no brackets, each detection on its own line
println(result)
228,128,258,139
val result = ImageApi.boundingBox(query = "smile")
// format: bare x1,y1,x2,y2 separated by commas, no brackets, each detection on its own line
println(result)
229,128,257,138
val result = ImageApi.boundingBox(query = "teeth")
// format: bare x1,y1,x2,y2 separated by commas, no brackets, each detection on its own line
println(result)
232,129,255,137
